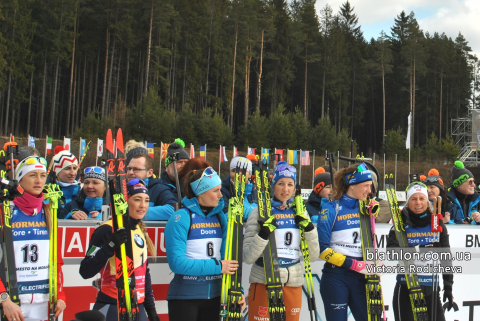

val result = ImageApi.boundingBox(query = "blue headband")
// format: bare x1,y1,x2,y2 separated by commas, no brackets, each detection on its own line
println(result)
272,161,297,186
345,163,372,186
190,167,222,196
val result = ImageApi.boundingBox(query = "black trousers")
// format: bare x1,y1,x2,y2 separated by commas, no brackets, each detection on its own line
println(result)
92,302,148,321
393,283,445,321
168,296,221,321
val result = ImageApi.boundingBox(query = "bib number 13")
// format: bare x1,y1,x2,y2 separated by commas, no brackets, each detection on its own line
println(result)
21,243,39,263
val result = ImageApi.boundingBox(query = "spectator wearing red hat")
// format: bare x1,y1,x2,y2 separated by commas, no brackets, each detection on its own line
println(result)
51,145,80,208
306,166,333,223
423,169,450,223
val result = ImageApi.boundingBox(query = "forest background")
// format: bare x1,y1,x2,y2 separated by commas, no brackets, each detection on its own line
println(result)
0,0,478,164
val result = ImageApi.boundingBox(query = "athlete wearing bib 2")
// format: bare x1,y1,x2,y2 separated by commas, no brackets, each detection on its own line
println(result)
0,156,66,321
317,163,374,321
165,167,244,321
80,179,160,321
243,161,319,321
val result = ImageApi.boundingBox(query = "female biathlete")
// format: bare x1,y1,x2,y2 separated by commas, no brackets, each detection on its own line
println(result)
243,161,319,321
387,182,453,321
317,163,374,321
0,156,66,321
80,179,160,321
165,167,244,321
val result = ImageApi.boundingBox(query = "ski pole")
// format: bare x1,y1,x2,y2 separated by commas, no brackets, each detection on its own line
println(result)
168,153,182,210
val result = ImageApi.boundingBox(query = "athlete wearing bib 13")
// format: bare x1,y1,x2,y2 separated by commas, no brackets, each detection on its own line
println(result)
0,156,66,321
317,163,374,321
79,179,160,321
165,167,244,321
243,161,319,321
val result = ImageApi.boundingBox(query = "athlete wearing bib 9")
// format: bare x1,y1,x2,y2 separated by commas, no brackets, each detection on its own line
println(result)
0,156,66,321
80,179,160,321
317,163,374,321
165,167,244,321
243,162,319,321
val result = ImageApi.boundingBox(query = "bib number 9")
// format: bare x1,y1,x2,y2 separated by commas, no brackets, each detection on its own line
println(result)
284,232,293,246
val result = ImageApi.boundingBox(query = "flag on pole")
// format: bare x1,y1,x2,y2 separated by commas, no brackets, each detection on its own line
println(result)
275,149,284,161
233,146,239,157
28,135,35,148
79,138,87,157
301,150,310,165
146,142,155,158
200,145,206,161
247,146,255,155
162,143,170,159
97,139,104,157
190,144,195,159
406,112,412,149
262,148,270,164
220,146,228,162
46,136,53,155
63,137,71,151
288,150,298,165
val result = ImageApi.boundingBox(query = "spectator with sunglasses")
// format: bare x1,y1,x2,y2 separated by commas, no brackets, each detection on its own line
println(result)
243,161,319,321
80,179,160,321
165,167,244,320
125,141,177,220
446,160,480,224
317,163,374,321
0,156,66,321
58,166,106,220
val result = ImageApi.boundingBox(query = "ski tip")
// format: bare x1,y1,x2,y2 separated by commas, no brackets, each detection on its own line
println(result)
116,128,124,153
106,129,114,153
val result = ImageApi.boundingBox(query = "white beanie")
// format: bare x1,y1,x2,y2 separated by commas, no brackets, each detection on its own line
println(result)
52,146,78,175
230,156,252,173
406,182,428,203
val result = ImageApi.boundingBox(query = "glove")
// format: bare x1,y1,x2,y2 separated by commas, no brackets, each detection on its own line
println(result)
258,216,277,240
107,228,128,251
443,284,453,311
295,212,314,232
146,308,161,321
349,259,378,275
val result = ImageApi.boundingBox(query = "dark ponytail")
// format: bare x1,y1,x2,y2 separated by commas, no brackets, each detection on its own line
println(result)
182,169,204,199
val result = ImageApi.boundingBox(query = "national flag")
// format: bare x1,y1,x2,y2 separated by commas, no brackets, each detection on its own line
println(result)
162,143,169,159
64,137,71,151
79,138,87,157
190,144,195,159
247,146,255,155
28,135,36,148
97,139,104,157
220,146,228,162
301,150,310,166
406,112,412,149
147,142,155,158
262,148,270,164
275,149,284,162
46,136,53,155
288,150,298,165
200,145,206,161
233,146,239,157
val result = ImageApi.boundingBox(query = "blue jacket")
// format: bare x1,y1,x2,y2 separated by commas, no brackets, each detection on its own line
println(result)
305,191,329,224
160,171,181,202
446,186,480,224
143,177,178,221
58,190,106,219
220,175,257,221
165,196,227,300
58,182,80,207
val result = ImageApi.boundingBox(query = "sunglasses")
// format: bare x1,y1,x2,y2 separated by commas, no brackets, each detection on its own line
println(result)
347,163,368,184
195,167,216,190
24,156,48,166
84,167,105,174
128,178,146,186
405,181,428,191
276,165,297,173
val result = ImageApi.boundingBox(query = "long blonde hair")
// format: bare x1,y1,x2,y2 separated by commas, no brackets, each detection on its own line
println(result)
139,221,156,261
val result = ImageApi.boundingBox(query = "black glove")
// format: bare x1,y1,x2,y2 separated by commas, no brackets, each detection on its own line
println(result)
258,216,277,240
146,308,161,321
107,228,128,251
443,284,453,311
295,213,314,232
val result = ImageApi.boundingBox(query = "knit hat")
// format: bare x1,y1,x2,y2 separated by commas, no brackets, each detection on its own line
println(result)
423,169,445,191
126,146,148,167
165,138,189,167
84,166,106,182
16,156,47,182
345,163,372,186
127,178,148,196
406,182,429,203
313,167,331,195
52,146,78,175
230,156,252,173
420,175,427,181
272,161,296,186
452,160,474,188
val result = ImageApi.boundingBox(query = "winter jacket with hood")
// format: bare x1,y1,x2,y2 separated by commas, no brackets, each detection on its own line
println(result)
445,185,480,224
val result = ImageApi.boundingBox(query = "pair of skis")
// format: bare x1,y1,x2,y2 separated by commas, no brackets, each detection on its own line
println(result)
106,128,139,321
220,162,246,321
294,186,318,321
253,162,286,321
385,174,428,321
359,197,386,321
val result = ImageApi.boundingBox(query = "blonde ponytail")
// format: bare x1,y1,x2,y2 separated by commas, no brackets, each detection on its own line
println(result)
139,221,156,261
